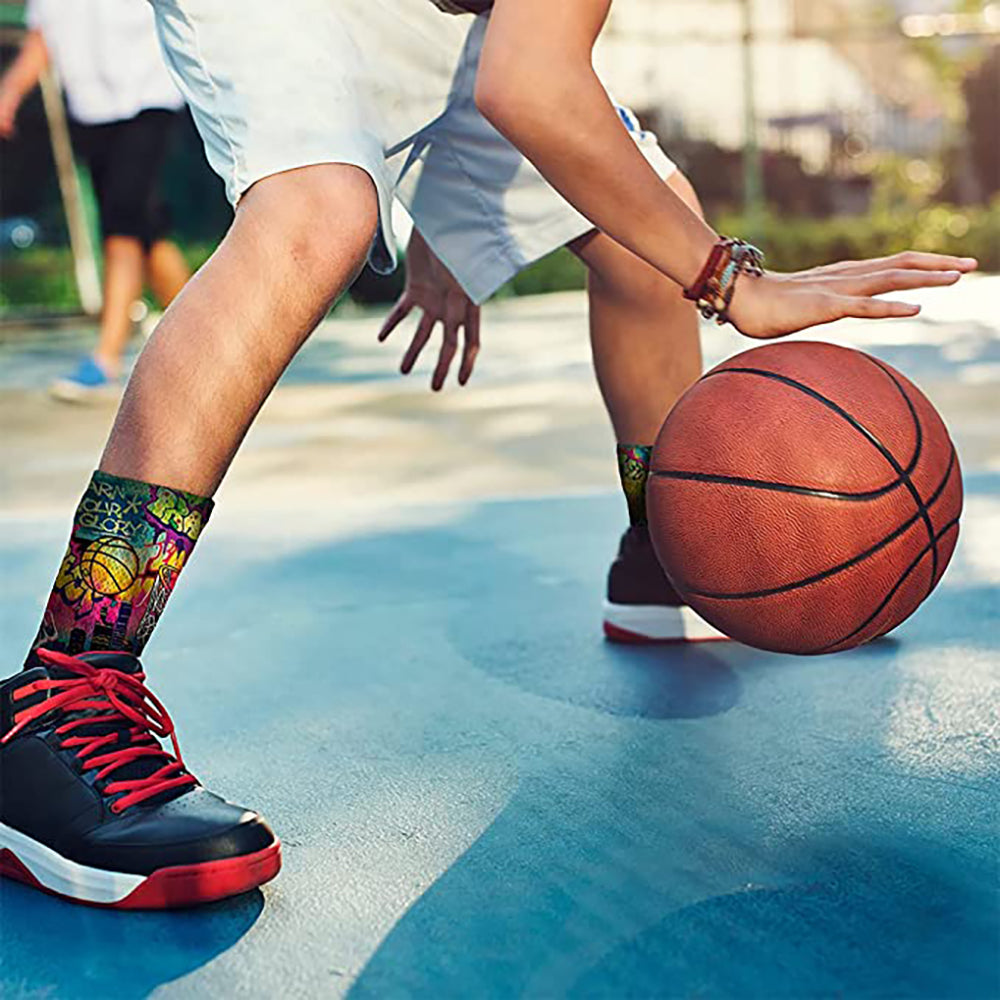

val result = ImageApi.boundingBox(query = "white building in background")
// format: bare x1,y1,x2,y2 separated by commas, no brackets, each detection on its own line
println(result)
594,0,946,169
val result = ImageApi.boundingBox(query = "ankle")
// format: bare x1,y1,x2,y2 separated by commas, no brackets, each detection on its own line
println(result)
616,443,653,527
90,353,121,378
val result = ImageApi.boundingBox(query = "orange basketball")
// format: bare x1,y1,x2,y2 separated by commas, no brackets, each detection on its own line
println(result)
648,342,962,654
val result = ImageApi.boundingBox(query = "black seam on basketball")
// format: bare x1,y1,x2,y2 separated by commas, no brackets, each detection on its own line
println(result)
649,468,915,501
813,516,959,653
681,446,956,600
700,365,938,588
652,363,923,500
863,355,940,596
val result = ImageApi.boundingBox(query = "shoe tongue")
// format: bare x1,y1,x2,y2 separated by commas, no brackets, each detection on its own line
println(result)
37,651,141,685
73,651,143,676
0,659,125,734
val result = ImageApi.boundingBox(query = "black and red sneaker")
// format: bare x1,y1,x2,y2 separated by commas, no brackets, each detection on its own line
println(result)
0,649,280,909
603,525,730,643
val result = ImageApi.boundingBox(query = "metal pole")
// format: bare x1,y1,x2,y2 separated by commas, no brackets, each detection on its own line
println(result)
740,0,765,242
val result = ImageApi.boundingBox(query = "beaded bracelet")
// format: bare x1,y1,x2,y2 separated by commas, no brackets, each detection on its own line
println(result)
683,237,765,325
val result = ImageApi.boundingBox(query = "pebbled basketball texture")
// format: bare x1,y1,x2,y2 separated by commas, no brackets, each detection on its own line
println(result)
648,342,963,654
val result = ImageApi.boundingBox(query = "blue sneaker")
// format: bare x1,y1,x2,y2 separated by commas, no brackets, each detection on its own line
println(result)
50,356,117,403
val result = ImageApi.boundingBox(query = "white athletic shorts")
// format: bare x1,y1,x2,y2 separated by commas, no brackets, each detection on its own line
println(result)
152,0,677,303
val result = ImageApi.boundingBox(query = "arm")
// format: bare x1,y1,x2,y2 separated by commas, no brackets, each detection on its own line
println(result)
476,0,976,337
477,0,713,289
0,28,50,138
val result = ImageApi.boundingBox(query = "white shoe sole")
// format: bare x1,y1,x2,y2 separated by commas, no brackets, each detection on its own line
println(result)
49,380,119,404
0,819,282,909
603,600,730,643
0,821,142,904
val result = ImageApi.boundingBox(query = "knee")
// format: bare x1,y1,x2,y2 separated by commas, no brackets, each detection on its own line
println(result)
241,164,379,292
281,166,378,286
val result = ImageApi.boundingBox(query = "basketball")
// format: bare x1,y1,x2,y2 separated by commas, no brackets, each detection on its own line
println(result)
79,537,140,597
648,342,963,654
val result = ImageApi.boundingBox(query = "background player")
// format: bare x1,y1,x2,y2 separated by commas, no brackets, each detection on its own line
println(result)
0,0,191,401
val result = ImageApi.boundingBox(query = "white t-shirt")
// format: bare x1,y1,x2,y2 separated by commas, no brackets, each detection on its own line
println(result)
27,0,183,125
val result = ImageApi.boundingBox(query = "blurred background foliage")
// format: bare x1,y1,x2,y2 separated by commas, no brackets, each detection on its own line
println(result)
1,0,998,314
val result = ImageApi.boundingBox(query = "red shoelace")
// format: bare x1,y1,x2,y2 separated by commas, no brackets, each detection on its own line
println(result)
2,649,197,812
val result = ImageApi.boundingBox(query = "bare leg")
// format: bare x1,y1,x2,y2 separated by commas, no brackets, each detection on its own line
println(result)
29,163,376,665
576,172,726,641
11,170,379,916
101,163,378,496
146,238,192,307
572,171,705,443
92,235,145,376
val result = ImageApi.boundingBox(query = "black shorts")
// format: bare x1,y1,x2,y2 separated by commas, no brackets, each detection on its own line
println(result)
71,108,180,249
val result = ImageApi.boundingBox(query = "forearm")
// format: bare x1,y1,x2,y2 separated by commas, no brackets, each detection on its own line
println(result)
0,29,49,101
478,0,717,288
476,0,972,339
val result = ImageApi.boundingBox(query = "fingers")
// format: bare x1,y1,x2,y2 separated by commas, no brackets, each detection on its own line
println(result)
884,250,978,272
388,291,479,390
377,297,414,342
458,304,481,386
797,250,977,280
736,270,936,338
839,296,921,320
401,312,436,374
833,268,962,297
431,293,467,391
431,324,459,391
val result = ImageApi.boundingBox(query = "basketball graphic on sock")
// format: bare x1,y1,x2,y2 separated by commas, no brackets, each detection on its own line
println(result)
647,342,962,654
79,537,140,596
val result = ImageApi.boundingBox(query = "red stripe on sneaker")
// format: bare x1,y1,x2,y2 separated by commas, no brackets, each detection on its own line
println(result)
119,841,282,908
602,621,728,644
0,848,42,888
0,840,281,910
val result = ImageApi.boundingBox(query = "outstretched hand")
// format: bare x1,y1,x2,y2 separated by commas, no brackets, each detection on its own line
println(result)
728,251,978,339
377,230,481,391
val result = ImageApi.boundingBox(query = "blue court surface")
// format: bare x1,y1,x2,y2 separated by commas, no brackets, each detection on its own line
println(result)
1,284,998,998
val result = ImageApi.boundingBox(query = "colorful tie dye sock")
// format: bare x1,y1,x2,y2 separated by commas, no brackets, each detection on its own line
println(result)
27,471,213,663
617,444,653,527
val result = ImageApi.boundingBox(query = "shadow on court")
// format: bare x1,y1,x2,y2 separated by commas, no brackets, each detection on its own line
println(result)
564,841,997,999
1,487,997,998
0,883,263,999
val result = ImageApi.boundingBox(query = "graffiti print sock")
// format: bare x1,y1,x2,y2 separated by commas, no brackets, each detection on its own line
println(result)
27,471,213,662
616,444,653,527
